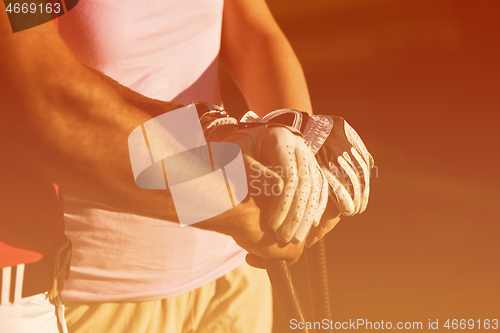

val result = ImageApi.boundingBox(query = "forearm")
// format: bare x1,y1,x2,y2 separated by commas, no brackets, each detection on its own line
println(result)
221,0,312,116
0,19,182,222
86,65,180,119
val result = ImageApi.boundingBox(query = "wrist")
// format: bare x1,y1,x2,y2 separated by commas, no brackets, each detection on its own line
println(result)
193,101,239,142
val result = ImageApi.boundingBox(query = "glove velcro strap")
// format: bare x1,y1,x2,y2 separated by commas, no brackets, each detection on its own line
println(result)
261,109,308,132
206,122,305,149
238,121,304,137
267,111,310,133
242,109,332,155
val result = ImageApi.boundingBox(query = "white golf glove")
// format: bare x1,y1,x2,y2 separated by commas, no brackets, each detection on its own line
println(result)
206,119,329,244
241,109,374,217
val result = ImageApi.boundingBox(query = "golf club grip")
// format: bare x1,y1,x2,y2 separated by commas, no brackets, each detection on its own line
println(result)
266,259,310,333
305,238,333,328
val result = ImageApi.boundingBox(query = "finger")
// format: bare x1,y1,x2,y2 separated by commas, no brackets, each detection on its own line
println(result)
278,139,312,243
292,161,322,244
313,167,329,227
351,147,370,213
266,132,299,231
243,154,284,196
322,167,355,216
245,253,267,269
338,154,362,214
344,120,372,164
246,244,303,267
344,120,373,214
306,208,341,247
368,152,375,168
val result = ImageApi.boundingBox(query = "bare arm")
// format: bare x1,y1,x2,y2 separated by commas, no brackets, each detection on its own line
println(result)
221,0,312,116
221,0,342,252
0,10,183,222
84,65,181,119
0,9,305,263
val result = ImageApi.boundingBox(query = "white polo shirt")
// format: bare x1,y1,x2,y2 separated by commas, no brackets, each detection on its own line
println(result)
58,0,247,302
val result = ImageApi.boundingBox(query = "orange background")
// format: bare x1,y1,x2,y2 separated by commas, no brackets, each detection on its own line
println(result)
221,0,500,331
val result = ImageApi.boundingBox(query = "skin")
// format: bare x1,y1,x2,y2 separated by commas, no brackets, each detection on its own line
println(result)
222,0,341,261
221,0,313,116
0,0,340,266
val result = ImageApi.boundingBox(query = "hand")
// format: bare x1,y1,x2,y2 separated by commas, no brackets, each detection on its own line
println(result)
196,193,305,266
305,202,341,248
241,110,375,216
209,122,329,244
127,102,327,246
200,122,340,267
239,201,342,269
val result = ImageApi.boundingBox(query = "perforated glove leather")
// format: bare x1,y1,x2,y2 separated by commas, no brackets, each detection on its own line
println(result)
241,109,374,216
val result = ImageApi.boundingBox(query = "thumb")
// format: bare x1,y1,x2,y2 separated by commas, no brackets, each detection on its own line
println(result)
245,253,267,269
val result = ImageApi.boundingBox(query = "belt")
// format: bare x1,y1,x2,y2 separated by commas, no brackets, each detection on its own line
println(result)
0,236,72,304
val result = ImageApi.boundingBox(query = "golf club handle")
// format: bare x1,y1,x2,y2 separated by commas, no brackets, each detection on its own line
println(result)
265,259,311,333
305,238,333,327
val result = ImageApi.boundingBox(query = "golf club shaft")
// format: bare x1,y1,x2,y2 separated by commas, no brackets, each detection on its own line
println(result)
266,238,332,332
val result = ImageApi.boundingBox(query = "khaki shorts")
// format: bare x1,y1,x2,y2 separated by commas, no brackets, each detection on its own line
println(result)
64,263,272,333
